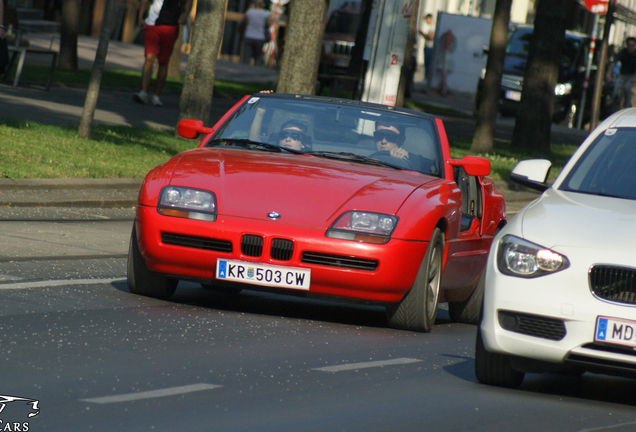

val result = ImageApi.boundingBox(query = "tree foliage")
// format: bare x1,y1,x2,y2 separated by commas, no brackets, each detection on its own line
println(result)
177,0,227,126
470,0,513,154
276,0,329,95
511,0,573,153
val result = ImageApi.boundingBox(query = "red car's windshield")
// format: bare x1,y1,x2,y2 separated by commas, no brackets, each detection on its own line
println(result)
207,96,443,177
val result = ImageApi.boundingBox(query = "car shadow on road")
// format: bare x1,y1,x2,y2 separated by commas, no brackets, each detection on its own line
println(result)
441,349,636,407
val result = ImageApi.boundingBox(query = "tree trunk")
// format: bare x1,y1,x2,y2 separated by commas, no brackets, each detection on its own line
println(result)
510,0,572,153
177,0,226,126
396,0,420,108
276,0,328,95
77,0,117,139
470,0,513,154
168,24,183,80
59,0,81,71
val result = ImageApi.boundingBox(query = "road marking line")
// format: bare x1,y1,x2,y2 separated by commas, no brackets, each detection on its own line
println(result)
0,277,126,290
313,357,423,372
80,383,222,404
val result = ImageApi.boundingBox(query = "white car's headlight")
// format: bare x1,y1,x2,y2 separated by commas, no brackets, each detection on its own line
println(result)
554,82,572,96
158,186,216,222
497,235,569,278
327,211,398,244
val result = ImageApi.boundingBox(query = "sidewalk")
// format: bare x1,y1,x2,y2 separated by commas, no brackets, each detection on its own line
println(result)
0,34,553,216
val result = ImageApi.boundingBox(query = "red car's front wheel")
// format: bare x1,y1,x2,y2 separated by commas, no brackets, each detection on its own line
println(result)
387,227,444,332
127,225,178,300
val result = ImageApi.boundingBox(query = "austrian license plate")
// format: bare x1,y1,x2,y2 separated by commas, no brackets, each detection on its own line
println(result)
216,259,310,290
595,316,636,348
505,90,521,101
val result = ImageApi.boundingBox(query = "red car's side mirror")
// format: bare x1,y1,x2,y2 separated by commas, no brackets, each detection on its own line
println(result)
178,119,213,139
447,155,491,177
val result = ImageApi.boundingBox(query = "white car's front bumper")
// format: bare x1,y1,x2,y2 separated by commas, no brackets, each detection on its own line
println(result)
481,240,636,372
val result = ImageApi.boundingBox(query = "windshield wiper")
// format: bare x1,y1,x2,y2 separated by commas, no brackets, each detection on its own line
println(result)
206,139,303,154
305,151,406,170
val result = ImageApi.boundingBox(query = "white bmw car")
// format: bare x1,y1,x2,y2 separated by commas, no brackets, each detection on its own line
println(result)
476,108,636,388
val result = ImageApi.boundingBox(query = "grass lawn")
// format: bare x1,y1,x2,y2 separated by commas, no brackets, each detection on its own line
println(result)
2,66,579,180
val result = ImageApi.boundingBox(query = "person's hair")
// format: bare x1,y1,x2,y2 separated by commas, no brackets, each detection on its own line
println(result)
627,36,636,45
252,0,265,8
281,119,308,134
425,14,433,20
376,121,406,145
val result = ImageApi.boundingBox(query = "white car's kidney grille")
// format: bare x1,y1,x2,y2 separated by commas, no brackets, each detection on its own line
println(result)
498,311,566,340
590,265,636,305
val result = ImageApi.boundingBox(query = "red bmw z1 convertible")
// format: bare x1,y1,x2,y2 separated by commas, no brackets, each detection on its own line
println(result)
128,93,506,332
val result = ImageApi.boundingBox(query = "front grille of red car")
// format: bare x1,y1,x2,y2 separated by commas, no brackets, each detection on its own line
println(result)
498,310,566,341
271,238,293,261
590,265,636,305
301,252,378,271
162,233,232,253
241,235,263,257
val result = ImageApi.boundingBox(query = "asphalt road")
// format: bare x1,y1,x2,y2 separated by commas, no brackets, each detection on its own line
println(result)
1,222,636,431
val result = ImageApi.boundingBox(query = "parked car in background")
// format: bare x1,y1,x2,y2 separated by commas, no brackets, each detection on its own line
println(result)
128,93,506,333
476,107,636,388
319,2,361,76
474,24,598,127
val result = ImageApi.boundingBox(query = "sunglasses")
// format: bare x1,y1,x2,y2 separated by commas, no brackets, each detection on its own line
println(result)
281,130,304,141
374,130,400,143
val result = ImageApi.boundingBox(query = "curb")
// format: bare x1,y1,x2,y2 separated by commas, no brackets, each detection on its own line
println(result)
0,178,143,190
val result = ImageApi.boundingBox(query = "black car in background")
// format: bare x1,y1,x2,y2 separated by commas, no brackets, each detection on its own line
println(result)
475,24,601,127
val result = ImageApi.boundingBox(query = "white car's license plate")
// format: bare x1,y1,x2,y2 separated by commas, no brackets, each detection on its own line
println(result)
595,316,636,348
505,90,521,101
216,259,310,290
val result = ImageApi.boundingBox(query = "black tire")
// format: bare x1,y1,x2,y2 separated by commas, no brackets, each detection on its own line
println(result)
127,225,178,300
474,326,525,388
387,227,444,332
448,270,485,324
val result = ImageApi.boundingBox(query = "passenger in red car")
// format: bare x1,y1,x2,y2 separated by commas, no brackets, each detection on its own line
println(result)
277,120,312,151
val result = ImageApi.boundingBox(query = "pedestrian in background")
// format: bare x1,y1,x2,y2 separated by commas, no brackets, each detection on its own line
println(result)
606,36,636,112
134,0,192,107
240,0,273,67
418,13,435,87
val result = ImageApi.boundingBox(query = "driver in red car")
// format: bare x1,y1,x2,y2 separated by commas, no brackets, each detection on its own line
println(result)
373,122,429,173
374,122,408,159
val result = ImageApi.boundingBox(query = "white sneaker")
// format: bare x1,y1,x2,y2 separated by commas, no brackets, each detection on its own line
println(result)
133,91,148,104
151,95,163,107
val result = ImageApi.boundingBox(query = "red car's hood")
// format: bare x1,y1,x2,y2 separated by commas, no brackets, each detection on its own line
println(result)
169,149,435,226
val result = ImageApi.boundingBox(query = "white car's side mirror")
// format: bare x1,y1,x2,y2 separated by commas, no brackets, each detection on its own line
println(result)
510,159,552,192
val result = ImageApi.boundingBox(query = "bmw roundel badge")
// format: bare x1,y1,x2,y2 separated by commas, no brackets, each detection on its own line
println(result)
267,212,281,219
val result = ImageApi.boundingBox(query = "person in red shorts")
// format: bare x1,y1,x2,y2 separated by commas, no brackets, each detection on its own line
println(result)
135,0,192,106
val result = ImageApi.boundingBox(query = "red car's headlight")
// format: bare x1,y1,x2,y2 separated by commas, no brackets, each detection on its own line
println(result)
158,186,216,222
326,211,398,244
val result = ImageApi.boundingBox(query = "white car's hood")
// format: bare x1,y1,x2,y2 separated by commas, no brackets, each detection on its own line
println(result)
519,188,636,250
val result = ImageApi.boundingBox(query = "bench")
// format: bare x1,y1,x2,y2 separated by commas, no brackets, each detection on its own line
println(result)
3,7,58,90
